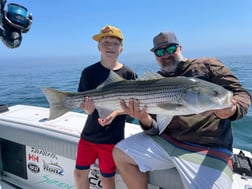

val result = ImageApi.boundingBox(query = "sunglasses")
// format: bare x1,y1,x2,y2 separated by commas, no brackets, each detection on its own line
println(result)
154,45,178,57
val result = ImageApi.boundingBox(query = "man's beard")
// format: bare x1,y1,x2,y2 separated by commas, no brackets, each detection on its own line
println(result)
159,56,180,74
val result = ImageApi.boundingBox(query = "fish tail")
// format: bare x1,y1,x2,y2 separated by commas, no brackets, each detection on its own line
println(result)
41,87,71,120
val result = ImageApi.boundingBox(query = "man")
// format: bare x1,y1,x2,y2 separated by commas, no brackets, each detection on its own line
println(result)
74,25,137,189
113,32,251,189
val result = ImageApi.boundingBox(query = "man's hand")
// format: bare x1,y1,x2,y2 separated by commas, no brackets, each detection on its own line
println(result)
120,98,152,127
213,99,237,119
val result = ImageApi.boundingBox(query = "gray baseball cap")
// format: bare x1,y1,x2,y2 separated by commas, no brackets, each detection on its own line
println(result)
151,32,179,51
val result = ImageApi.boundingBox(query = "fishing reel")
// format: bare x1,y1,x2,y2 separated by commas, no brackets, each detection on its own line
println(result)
0,0,32,48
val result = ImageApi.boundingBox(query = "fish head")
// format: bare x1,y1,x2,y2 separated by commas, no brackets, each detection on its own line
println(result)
183,78,233,113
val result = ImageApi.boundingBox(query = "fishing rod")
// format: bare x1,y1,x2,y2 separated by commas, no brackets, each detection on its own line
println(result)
0,0,32,48
0,0,33,111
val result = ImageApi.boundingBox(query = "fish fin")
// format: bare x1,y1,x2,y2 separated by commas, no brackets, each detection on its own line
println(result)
156,114,173,134
137,71,164,80
96,106,113,119
97,71,125,89
41,87,71,120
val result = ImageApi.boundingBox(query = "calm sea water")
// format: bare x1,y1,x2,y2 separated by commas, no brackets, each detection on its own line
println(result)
0,55,251,152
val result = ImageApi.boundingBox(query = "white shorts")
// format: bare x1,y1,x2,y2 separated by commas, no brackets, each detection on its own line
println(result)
115,132,233,189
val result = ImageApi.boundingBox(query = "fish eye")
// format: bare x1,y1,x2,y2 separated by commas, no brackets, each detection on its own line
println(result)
213,90,219,97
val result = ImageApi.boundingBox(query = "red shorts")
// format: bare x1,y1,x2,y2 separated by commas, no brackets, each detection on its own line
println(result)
75,138,116,177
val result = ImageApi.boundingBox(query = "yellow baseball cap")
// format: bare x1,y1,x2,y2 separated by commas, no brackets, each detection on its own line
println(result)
92,25,124,42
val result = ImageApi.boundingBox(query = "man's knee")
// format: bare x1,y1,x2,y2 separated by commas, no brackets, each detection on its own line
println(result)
112,147,121,164
113,147,136,166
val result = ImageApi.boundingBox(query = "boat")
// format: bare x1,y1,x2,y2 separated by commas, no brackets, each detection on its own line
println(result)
0,104,252,189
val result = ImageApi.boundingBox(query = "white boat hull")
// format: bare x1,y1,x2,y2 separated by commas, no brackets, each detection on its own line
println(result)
0,105,251,189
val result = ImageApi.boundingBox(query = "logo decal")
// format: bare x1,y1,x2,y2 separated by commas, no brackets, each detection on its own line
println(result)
28,163,40,173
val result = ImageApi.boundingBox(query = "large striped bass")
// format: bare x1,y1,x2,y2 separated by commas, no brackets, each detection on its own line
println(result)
42,71,232,132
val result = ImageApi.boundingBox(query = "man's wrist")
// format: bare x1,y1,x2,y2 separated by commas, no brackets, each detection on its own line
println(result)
140,121,153,130
140,119,159,135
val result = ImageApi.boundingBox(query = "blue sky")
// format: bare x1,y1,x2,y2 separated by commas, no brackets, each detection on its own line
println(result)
1,0,252,60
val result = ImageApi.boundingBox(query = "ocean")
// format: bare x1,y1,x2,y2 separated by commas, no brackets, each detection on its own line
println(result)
0,55,251,152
